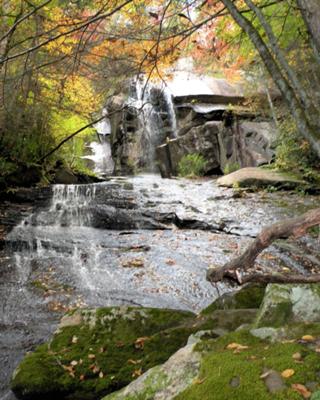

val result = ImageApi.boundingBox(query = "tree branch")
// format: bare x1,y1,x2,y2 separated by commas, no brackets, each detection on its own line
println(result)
207,208,320,284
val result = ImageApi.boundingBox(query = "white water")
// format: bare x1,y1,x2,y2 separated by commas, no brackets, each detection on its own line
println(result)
83,140,114,177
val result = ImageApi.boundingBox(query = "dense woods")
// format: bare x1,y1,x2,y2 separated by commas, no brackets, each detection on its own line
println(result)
0,0,319,186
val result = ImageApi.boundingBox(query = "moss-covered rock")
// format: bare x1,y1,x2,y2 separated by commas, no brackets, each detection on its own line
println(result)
103,326,320,400
201,283,266,315
11,307,196,400
175,328,320,400
102,342,202,400
254,284,320,328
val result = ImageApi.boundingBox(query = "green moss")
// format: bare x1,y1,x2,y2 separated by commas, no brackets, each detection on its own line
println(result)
176,329,320,400
202,284,266,315
11,307,196,400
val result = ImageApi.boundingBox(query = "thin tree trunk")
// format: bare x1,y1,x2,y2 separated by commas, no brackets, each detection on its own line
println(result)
296,0,320,63
221,0,320,158
207,207,320,284
244,0,315,118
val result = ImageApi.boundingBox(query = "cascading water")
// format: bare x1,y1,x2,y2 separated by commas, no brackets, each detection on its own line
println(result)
126,78,178,171
82,109,114,177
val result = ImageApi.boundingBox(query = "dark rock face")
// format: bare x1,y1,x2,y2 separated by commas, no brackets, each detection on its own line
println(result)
107,78,277,177
158,111,276,177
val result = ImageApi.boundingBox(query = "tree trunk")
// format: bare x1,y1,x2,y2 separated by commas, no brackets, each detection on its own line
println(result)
207,207,320,284
297,0,320,63
221,0,320,158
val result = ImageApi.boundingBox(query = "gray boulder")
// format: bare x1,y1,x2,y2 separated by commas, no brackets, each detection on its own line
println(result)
254,284,320,328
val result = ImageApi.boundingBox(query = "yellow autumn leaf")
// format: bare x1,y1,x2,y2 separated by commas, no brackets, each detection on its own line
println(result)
301,335,315,342
226,343,249,351
281,369,295,378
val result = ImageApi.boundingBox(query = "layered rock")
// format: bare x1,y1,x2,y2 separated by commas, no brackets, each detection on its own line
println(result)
106,75,277,177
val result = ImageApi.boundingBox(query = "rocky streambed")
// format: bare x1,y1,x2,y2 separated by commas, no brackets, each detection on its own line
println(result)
0,174,319,399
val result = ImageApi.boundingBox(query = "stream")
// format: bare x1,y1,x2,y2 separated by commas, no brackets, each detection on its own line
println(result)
0,174,319,399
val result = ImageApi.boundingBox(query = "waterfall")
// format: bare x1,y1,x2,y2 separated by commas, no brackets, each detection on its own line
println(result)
82,108,114,177
49,184,97,227
163,87,177,138
126,78,178,171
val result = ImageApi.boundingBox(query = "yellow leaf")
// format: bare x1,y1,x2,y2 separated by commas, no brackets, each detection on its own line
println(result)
193,377,206,385
99,371,104,379
70,360,78,366
88,354,96,360
132,368,142,378
281,369,295,378
226,343,249,352
301,335,315,342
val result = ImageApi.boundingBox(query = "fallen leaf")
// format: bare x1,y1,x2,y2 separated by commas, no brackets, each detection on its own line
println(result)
92,365,100,374
122,258,144,268
292,352,302,361
80,374,85,381
99,371,104,379
70,360,78,366
301,335,315,342
291,383,311,398
132,368,142,378
134,337,150,349
193,377,206,385
281,369,295,378
62,365,74,373
71,335,78,344
260,371,271,379
88,354,96,360
226,342,249,352
99,347,105,353
165,259,176,266
127,359,142,365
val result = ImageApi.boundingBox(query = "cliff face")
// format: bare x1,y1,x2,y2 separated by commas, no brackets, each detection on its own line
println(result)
107,76,277,176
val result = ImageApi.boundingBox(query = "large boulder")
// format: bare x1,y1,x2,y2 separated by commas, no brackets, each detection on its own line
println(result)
11,307,195,400
103,327,320,400
217,167,303,188
254,284,320,328
157,119,277,177
201,283,266,315
101,342,202,400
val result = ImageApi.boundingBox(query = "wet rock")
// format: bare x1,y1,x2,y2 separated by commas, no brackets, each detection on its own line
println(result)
11,307,197,400
217,167,303,188
54,167,79,184
254,284,320,328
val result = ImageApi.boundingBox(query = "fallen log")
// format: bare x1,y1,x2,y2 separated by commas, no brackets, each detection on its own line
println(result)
207,207,320,284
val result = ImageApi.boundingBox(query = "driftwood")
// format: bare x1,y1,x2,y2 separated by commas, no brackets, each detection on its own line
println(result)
207,207,320,285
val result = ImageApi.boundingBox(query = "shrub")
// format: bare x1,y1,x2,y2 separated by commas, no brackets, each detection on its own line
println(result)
274,118,319,182
178,153,207,177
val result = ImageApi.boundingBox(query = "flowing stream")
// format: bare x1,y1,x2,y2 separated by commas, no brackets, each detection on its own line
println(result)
1,175,319,399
